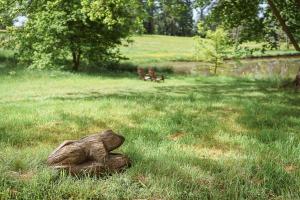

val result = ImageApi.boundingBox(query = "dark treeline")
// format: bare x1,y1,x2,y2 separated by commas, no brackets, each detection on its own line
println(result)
140,0,194,36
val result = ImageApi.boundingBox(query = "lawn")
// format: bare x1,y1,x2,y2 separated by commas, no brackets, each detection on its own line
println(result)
0,33,300,199
120,35,299,66
120,35,195,65
0,65,300,199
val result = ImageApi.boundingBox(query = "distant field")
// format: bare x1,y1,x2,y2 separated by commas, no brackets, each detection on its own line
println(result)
120,35,195,65
121,35,299,66
1,32,299,68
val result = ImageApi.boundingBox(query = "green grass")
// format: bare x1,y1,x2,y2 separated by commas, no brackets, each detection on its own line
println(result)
0,64,300,199
0,34,299,199
120,35,195,65
121,35,299,66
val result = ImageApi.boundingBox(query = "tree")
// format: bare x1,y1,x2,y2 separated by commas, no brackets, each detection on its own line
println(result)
266,0,300,51
157,0,194,36
1,0,141,70
195,25,230,74
140,0,157,34
195,0,300,51
139,0,194,36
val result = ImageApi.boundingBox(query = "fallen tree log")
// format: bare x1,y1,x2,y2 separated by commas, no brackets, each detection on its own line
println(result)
47,130,131,176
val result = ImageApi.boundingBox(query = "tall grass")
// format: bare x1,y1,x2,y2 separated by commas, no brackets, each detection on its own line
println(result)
0,66,299,199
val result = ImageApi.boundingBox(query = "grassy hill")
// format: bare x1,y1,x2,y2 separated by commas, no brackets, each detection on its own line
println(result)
120,35,195,65
121,35,299,66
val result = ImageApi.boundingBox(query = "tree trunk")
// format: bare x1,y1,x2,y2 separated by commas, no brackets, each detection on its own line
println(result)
47,130,130,176
294,69,300,88
72,50,81,71
267,0,300,51
295,0,300,10
214,57,218,75
146,7,155,34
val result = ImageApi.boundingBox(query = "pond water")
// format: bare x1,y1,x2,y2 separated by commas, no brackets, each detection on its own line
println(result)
223,57,300,78
170,56,300,78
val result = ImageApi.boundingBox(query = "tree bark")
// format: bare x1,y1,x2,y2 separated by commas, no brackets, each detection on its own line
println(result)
47,130,130,176
146,7,155,34
294,69,300,88
267,0,300,51
214,57,218,75
72,50,81,71
295,0,300,10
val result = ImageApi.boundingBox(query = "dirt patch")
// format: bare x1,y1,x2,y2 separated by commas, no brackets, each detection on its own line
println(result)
218,108,248,134
168,132,185,141
9,171,34,181
284,164,298,174
196,178,213,187
19,171,34,181
181,143,243,161
9,188,18,197
195,146,230,160
134,175,148,187
37,121,64,134
251,177,263,185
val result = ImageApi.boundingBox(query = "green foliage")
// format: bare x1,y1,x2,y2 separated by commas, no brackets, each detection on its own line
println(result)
157,0,194,36
274,0,300,40
140,0,194,36
1,0,142,70
140,0,156,34
0,30,6,47
262,7,281,49
195,26,231,74
119,35,299,70
196,0,265,42
195,0,300,50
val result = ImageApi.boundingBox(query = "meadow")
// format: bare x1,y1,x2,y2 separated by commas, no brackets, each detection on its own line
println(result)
120,35,299,66
0,35,300,199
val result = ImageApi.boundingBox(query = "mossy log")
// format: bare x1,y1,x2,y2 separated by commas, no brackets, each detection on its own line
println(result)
47,130,131,176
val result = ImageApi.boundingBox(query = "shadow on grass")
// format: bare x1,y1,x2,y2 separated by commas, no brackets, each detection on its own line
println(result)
0,58,174,79
35,78,300,145
0,76,299,198
62,61,174,78
128,145,299,199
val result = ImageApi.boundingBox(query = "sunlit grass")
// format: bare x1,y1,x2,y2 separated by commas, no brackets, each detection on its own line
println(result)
120,35,195,65
121,35,299,67
0,67,299,199
0,34,299,199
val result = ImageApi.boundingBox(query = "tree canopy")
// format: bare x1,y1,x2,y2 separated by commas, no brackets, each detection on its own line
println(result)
195,0,300,51
195,26,230,74
0,0,142,70
141,0,194,36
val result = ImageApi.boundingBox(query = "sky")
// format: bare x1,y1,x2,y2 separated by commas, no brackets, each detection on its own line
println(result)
13,1,267,27
13,16,27,27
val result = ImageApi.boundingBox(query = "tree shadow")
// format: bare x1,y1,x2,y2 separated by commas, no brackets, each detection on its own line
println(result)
39,77,300,146
1,75,299,198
